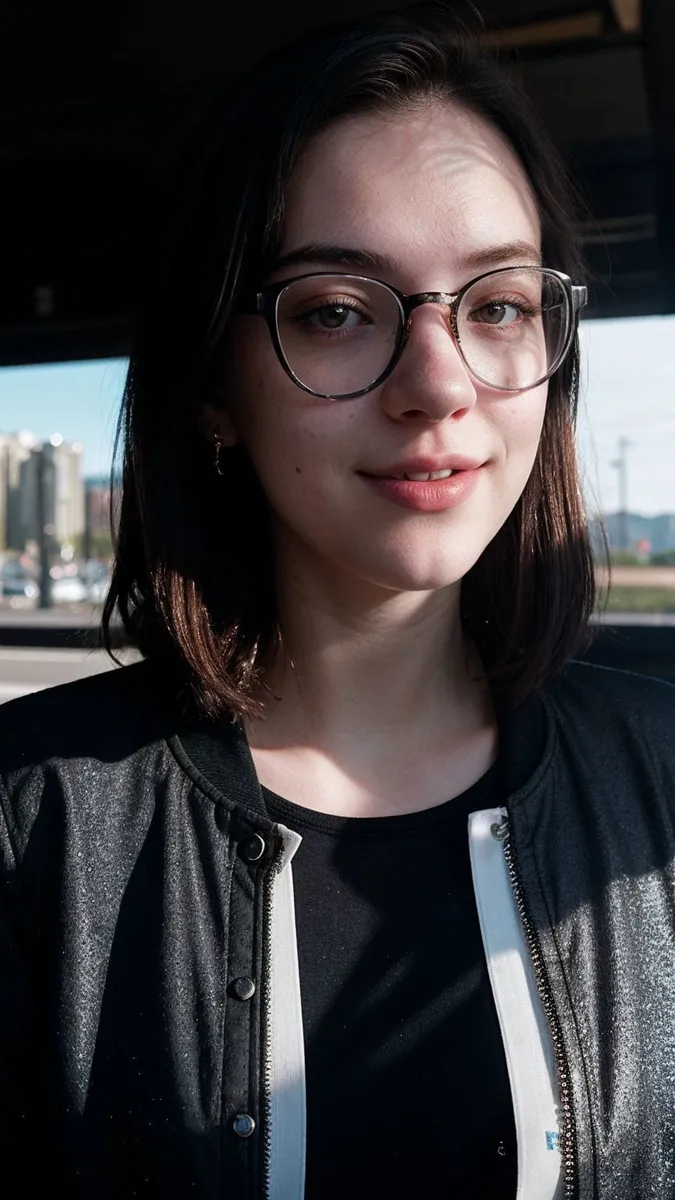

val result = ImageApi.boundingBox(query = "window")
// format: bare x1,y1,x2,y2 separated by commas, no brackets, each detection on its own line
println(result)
577,315,675,620
1,319,674,618
0,359,125,609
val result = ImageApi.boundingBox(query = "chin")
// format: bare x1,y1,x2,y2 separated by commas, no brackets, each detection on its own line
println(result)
354,548,485,595
347,514,509,594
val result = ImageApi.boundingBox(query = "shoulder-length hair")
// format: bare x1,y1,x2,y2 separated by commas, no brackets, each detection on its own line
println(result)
103,1,597,719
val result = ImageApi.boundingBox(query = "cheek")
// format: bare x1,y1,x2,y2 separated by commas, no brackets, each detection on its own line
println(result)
242,397,337,481
490,385,548,467
230,330,307,471
231,352,358,516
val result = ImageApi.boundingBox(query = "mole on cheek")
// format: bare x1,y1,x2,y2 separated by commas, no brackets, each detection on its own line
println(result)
295,467,302,474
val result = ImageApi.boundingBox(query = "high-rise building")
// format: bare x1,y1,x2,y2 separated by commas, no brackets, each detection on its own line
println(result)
0,432,85,553
0,431,39,551
52,438,85,548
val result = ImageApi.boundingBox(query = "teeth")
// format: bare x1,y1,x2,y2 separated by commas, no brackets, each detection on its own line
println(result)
402,469,455,481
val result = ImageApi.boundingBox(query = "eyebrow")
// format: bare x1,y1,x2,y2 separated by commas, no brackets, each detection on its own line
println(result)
271,239,543,277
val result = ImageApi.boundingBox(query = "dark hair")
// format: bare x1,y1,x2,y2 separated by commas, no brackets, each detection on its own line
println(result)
103,1,598,719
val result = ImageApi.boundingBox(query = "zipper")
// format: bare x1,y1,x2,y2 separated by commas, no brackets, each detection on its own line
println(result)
259,853,281,1200
257,827,306,1200
259,811,577,1198
496,815,578,1200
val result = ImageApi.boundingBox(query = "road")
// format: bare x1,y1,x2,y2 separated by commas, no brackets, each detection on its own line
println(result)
3,604,675,707
0,646,141,704
595,566,675,588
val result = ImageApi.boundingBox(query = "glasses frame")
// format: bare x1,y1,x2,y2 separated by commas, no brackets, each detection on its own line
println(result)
242,266,588,400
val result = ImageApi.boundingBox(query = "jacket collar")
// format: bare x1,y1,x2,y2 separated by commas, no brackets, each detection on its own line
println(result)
490,680,550,801
174,716,269,820
174,675,551,820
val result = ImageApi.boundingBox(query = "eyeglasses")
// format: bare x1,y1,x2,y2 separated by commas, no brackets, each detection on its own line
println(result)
242,266,587,400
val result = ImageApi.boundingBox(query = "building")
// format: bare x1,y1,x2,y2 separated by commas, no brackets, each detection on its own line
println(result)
51,437,85,549
82,476,120,560
85,478,120,537
0,432,85,553
0,431,38,551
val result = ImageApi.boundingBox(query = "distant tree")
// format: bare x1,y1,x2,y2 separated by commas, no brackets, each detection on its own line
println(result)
608,550,643,566
74,531,113,562
650,551,675,567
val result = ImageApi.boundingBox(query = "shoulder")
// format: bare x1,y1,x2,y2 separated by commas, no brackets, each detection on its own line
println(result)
544,658,675,754
549,657,675,711
0,658,174,780
0,659,186,860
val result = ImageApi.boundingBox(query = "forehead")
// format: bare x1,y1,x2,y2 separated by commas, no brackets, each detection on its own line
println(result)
282,103,541,285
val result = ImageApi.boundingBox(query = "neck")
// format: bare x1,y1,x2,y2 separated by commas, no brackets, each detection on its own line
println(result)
249,543,489,753
245,535,498,817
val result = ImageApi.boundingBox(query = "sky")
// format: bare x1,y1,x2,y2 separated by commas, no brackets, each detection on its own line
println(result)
0,357,127,482
576,315,675,519
0,314,673,515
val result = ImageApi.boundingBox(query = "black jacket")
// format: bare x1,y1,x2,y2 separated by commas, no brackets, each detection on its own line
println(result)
2,657,675,1199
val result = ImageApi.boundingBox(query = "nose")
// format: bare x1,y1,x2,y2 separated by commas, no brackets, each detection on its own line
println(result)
378,306,477,424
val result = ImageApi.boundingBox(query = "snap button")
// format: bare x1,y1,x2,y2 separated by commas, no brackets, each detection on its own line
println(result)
230,976,256,1002
239,833,266,863
490,820,508,842
232,1113,256,1138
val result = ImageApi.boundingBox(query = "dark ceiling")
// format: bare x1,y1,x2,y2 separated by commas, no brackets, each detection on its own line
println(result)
1,0,673,366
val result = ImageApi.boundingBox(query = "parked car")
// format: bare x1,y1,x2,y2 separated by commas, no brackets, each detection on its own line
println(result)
0,561,39,600
50,574,88,604
86,574,111,604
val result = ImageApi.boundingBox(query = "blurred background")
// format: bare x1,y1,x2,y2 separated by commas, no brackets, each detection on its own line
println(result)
1,0,674,699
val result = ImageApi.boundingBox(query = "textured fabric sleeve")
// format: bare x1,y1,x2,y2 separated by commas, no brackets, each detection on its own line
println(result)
0,772,43,1186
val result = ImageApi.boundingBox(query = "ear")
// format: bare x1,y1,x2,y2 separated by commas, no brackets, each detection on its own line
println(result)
201,402,239,448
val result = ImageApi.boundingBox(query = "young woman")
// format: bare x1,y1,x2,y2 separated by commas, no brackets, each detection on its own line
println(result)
2,5,675,1198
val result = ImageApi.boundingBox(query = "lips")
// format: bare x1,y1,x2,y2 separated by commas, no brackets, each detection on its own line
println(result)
362,454,486,480
360,463,485,513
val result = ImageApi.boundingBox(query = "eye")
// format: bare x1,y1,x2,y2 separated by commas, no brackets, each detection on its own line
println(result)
304,303,366,331
291,295,373,334
470,299,524,327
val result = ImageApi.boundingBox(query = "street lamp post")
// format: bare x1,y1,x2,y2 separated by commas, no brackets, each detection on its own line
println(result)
36,443,54,609
611,437,634,552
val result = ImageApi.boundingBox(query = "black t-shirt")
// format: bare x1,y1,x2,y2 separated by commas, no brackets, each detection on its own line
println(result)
263,763,518,1199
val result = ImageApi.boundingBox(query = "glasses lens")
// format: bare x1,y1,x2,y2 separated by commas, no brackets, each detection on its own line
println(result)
457,268,570,390
275,275,402,397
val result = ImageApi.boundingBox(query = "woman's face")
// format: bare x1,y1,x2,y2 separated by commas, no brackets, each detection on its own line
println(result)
223,102,548,593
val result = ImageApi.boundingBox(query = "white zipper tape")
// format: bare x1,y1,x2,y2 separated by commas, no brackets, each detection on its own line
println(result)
469,807,562,1200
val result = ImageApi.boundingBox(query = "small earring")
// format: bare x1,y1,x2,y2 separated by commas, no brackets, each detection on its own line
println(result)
214,434,226,476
